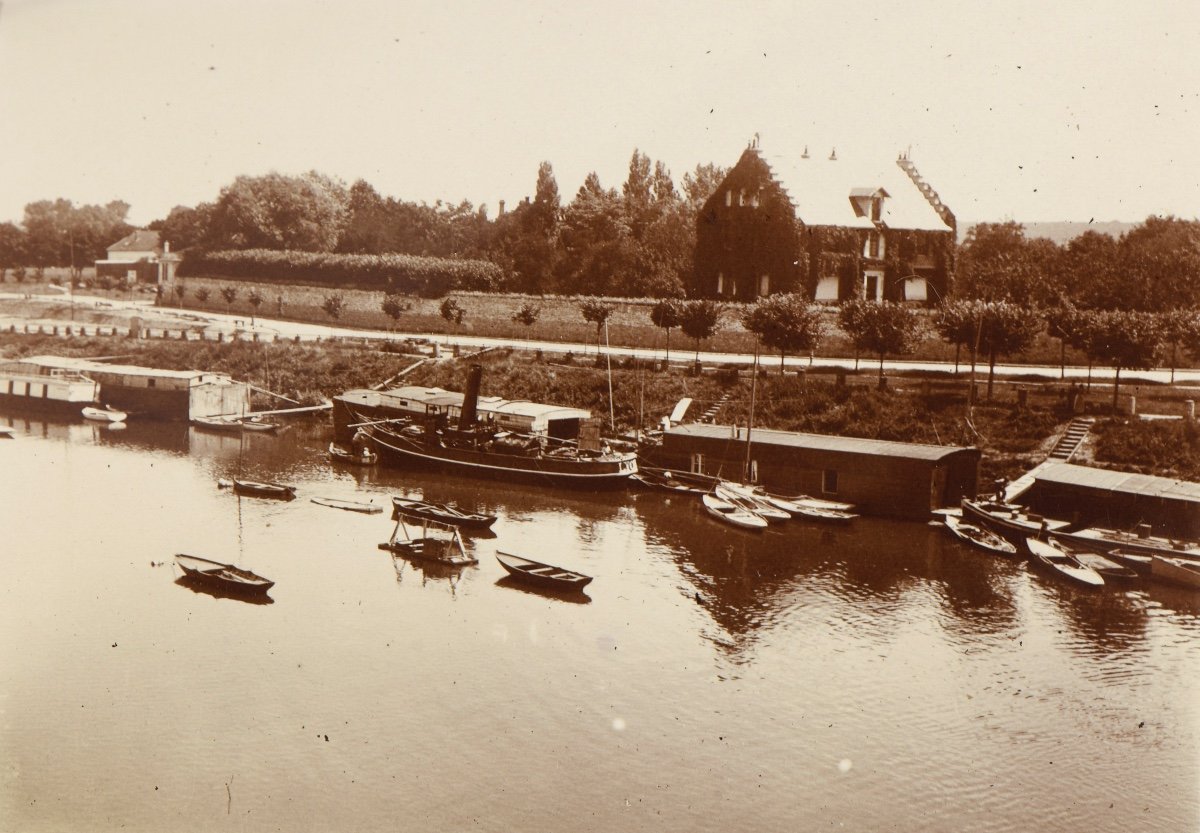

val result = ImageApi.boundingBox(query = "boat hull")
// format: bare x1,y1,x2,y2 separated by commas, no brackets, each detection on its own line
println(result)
496,552,592,590
175,554,274,595
367,425,637,489
1151,556,1200,589
1026,538,1105,588
232,479,296,500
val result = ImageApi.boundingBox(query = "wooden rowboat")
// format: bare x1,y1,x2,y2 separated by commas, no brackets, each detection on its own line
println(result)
311,496,382,514
329,442,378,466
82,405,127,423
1151,556,1200,590
496,552,592,590
714,485,790,523
390,496,496,530
944,515,1019,556
1073,551,1140,582
229,478,296,500
194,415,280,433
175,553,274,595
1025,537,1105,588
702,491,767,531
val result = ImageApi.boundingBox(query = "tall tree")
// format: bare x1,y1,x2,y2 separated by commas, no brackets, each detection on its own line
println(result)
976,301,1043,400
579,298,615,353
679,299,724,363
957,221,1057,305
742,293,825,371
557,172,632,296
649,298,683,364
1084,311,1163,409
838,299,923,387
208,171,349,251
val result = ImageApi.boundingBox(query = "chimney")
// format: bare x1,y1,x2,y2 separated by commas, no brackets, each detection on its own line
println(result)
801,145,810,159
163,240,170,254
498,200,506,216
458,364,483,430
829,147,838,161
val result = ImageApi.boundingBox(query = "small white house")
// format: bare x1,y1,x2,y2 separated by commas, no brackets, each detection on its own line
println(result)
95,230,180,285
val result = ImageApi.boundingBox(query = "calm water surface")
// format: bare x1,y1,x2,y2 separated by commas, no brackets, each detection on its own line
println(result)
1,413,1197,833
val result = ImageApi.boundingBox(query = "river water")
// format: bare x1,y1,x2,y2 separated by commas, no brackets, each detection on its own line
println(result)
1,413,1197,833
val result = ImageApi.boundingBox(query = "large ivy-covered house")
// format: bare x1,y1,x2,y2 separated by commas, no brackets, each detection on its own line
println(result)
693,137,956,304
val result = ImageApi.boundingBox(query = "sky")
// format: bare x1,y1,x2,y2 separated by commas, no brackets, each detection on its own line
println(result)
0,0,1196,227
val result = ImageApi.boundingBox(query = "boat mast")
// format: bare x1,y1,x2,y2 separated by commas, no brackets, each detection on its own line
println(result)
743,343,758,484
605,318,615,432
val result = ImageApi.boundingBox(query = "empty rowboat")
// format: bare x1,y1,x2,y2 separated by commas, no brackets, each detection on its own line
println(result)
175,553,274,595
496,552,592,590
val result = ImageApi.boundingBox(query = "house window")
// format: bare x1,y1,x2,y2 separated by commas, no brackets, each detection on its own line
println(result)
749,192,760,208
725,190,732,208
690,453,705,475
738,190,745,207
759,275,769,296
147,379,156,388
822,469,839,494
865,232,882,259
731,279,738,297
716,273,724,295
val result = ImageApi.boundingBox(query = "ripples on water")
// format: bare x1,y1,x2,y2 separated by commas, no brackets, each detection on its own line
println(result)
0,413,1197,833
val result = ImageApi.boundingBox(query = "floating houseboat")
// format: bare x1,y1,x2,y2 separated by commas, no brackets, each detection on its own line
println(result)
0,359,100,413
646,423,980,520
13,356,250,420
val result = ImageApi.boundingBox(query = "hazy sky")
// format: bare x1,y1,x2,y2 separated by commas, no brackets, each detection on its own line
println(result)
1,0,1196,227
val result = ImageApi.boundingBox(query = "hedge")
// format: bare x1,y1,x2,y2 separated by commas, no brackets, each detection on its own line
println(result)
178,249,504,297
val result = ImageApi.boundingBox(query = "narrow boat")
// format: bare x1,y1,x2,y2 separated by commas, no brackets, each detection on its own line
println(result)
82,405,127,423
174,553,274,595
702,491,767,531
962,499,1070,542
631,467,708,494
714,485,790,523
328,442,378,466
1073,551,1141,582
725,482,856,515
1151,556,1200,590
193,415,280,433
1025,537,1105,588
1104,549,1154,576
496,552,593,591
378,515,477,565
390,496,497,530
311,496,382,514
229,478,296,500
944,515,1019,556
1050,526,1200,561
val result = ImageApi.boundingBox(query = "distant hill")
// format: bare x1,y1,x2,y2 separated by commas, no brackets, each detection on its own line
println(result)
958,220,1137,245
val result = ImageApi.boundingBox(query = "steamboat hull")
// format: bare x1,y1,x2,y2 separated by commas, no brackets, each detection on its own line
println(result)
367,427,636,489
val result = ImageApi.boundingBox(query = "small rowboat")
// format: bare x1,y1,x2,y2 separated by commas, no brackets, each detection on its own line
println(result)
1026,537,1105,588
311,496,382,514
175,553,274,595
714,485,790,523
945,515,1019,556
329,442,377,466
496,552,592,590
1073,551,1140,582
390,496,496,530
632,466,717,494
702,491,767,531
82,406,127,423
1151,556,1200,590
193,415,280,433
227,478,296,500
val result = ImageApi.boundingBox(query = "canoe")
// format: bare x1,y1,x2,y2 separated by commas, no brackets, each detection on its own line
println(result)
1073,551,1141,582
390,496,497,529
702,491,767,531
944,515,1019,556
329,442,378,466
175,553,274,595
714,485,790,523
496,551,593,591
1025,537,1105,588
311,496,382,514
231,478,296,500
82,406,127,423
1151,556,1200,590
193,415,280,433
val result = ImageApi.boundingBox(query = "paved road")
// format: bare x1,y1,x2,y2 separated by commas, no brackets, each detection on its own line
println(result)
8,291,1200,386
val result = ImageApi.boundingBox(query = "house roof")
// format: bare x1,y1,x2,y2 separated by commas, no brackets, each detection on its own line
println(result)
1035,462,1200,504
667,423,975,462
752,145,953,232
107,229,161,254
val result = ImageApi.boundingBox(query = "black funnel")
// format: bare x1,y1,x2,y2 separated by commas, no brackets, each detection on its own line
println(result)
459,364,483,430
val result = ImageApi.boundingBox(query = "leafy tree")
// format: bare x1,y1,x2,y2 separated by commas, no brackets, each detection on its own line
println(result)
322,293,345,325
247,289,264,325
439,297,465,327
557,172,632,296
932,300,978,375
579,298,615,352
194,286,211,304
150,203,215,251
172,282,186,306
1084,310,1163,409
679,299,724,363
220,285,238,314
957,221,1058,305
21,198,132,277
681,163,728,214
650,298,683,364
512,302,541,328
1158,308,1200,384
838,299,923,387
742,292,825,371
0,221,27,279
13,266,27,284
976,301,1042,400
381,293,411,330
209,171,349,252
1117,216,1200,311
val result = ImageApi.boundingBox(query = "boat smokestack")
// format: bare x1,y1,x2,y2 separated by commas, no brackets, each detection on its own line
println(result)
459,364,483,430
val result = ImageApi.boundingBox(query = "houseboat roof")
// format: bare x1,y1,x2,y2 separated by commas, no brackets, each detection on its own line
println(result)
1034,462,1200,505
754,146,953,232
21,355,227,381
667,423,975,462
339,387,592,423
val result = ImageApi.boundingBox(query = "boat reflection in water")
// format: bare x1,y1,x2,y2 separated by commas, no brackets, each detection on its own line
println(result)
174,575,275,605
494,574,592,604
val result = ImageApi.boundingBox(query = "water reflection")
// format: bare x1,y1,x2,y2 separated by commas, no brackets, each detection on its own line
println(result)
390,551,470,595
173,575,275,605
493,574,592,604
